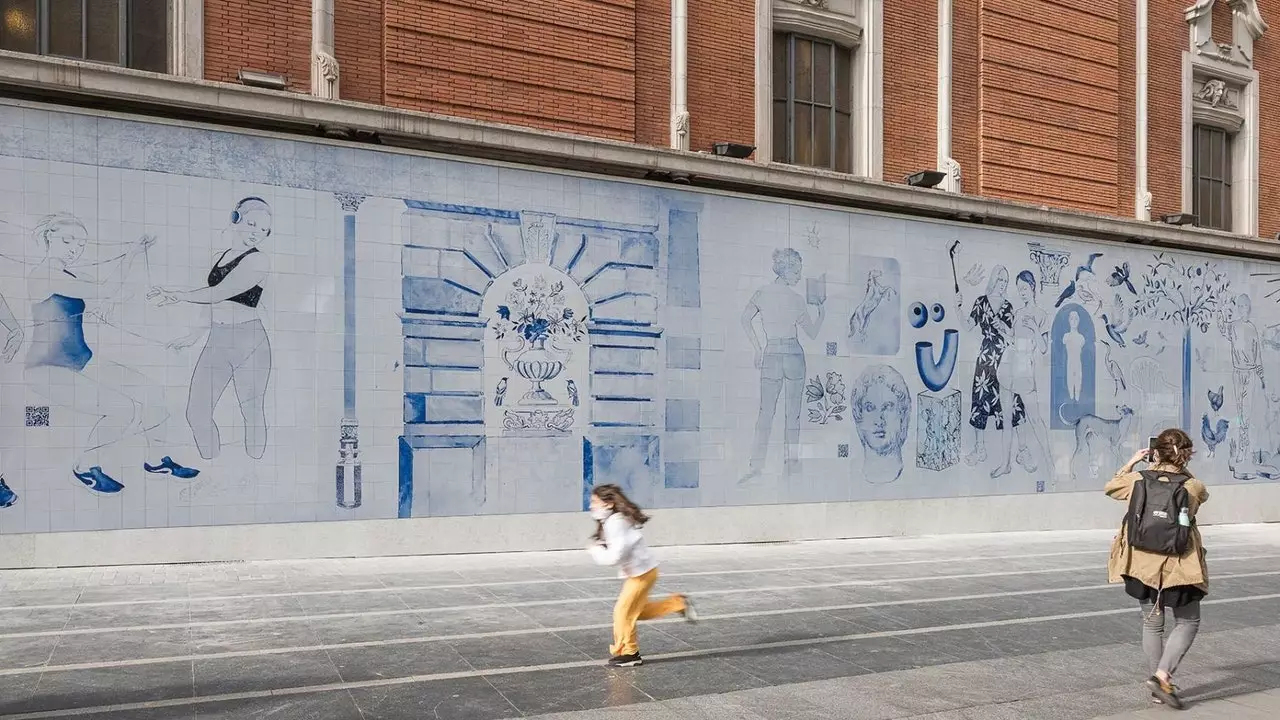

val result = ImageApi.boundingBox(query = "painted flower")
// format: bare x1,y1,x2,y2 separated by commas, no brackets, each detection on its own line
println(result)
497,305,511,320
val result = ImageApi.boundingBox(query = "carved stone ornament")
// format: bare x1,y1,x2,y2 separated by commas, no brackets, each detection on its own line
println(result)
773,0,861,48
793,0,829,7
1194,78,1237,109
1185,0,1268,67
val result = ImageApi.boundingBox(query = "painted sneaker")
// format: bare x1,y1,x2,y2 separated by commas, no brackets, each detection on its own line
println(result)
144,456,200,479
0,477,17,508
73,466,125,494
606,653,643,668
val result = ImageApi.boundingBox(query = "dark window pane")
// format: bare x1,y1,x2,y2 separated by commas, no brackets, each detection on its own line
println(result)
835,45,852,112
0,0,38,53
835,111,851,173
814,104,832,168
794,38,813,102
48,0,84,58
773,99,789,162
795,103,813,166
127,0,166,71
773,33,788,103
813,42,832,105
86,0,121,63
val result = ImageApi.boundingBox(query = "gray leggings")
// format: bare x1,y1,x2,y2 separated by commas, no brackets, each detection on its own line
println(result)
1140,600,1201,676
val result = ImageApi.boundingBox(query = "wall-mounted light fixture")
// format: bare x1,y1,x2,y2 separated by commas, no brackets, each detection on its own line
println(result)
238,69,289,91
905,170,948,189
1159,213,1197,226
712,142,755,159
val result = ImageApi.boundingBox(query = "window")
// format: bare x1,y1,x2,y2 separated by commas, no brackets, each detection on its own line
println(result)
1192,124,1233,231
0,0,166,72
772,33,852,173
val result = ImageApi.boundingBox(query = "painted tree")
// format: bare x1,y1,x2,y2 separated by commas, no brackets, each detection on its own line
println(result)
1135,253,1231,430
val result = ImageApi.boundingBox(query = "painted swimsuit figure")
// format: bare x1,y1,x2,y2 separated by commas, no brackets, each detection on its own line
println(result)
0,292,21,506
22,213,197,494
151,197,273,460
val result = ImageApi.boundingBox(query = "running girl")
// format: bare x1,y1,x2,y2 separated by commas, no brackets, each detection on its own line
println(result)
587,484,697,667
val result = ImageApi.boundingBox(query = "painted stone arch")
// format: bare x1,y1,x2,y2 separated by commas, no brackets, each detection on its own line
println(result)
397,200,673,518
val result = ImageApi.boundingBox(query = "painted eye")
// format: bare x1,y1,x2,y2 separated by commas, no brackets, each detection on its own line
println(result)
931,303,946,323
909,302,928,328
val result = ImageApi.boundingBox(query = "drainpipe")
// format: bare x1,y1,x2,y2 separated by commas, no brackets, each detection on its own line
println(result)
937,0,961,192
1135,0,1151,219
671,0,690,150
311,0,339,100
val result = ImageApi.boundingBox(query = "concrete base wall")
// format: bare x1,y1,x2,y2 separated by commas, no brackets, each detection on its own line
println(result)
4,484,1277,568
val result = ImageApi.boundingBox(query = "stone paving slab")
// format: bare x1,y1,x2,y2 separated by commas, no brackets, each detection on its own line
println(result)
0,525,1275,719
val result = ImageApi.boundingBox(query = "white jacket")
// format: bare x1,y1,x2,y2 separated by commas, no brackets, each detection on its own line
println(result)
588,512,658,578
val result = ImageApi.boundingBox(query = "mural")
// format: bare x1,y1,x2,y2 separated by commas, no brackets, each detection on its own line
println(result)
0,100,1275,535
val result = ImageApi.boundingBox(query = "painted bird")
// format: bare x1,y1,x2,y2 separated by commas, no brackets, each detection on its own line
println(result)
1101,314,1127,347
567,379,579,407
1102,341,1126,394
1201,413,1229,457
1208,386,1224,412
495,377,508,407
1054,252,1105,308
1107,261,1136,295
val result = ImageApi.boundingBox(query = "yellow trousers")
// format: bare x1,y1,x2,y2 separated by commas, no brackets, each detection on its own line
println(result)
610,567,686,656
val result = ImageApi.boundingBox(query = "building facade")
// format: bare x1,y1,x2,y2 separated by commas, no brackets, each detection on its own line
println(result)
1,1,1280,566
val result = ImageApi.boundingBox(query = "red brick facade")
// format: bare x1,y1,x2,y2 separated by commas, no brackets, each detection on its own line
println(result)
208,0,1280,238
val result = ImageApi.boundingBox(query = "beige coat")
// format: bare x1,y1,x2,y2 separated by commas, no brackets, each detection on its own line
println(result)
1105,465,1210,591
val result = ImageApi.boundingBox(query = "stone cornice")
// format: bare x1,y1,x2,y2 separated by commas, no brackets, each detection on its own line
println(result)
0,51,1278,259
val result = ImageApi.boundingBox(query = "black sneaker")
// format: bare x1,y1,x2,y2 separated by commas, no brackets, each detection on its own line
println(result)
606,653,643,667
681,595,698,623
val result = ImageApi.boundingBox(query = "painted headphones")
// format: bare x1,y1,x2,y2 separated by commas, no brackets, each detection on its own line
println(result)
231,197,271,236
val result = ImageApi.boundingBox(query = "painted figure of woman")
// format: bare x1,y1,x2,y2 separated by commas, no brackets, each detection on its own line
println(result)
1063,311,1085,402
958,265,1024,477
741,248,825,480
150,197,273,461
1000,270,1051,473
23,213,197,493
1219,294,1275,477
0,292,21,506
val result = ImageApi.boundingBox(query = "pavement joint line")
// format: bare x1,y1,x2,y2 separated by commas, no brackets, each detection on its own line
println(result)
1,590,1277,720
1,568,1277,679
0,553,1276,641
0,548,1123,612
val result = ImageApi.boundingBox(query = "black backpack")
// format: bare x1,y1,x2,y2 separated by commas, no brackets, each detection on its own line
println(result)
1126,470,1193,555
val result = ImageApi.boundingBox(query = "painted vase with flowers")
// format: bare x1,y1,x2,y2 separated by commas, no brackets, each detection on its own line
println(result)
494,276,587,404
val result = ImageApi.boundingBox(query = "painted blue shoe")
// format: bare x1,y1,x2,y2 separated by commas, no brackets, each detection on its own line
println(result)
73,466,125,494
0,477,16,508
144,456,200,479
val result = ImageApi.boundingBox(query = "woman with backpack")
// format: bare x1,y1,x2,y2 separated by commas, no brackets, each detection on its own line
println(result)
588,484,697,667
1105,427,1210,709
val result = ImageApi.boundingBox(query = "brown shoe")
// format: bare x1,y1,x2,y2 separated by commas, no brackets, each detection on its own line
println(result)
1146,676,1183,710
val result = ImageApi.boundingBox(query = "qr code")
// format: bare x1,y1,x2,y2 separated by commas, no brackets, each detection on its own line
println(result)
1036,480,1046,493
826,342,837,356
837,443,849,458
25,406,49,427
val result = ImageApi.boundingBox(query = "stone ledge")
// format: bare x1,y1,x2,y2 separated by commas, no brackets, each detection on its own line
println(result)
1,51,1277,260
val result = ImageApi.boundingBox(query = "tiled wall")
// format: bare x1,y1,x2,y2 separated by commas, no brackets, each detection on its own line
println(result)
0,100,1276,535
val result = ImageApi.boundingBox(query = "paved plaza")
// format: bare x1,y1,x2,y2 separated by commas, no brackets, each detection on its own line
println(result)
0,525,1278,719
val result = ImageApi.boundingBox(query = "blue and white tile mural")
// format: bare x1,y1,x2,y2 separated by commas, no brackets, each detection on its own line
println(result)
1,100,1279,534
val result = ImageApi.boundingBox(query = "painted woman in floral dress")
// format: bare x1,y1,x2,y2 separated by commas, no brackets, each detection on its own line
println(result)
958,265,1024,478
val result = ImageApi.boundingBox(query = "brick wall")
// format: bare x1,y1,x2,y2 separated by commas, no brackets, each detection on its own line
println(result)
1147,0,1186,222
1256,0,1280,239
686,0,754,154
882,0,937,185
634,0,671,147
977,0,1121,215
335,0,385,105
382,0,637,141
204,0,311,91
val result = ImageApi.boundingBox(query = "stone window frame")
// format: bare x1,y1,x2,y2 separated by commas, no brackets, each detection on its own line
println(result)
168,0,203,79
754,0,882,179
1180,0,1266,236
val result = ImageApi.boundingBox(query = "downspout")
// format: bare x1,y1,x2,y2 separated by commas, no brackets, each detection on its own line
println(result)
937,0,960,192
671,0,690,150
311,0,339,99
1136,0,1151,219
